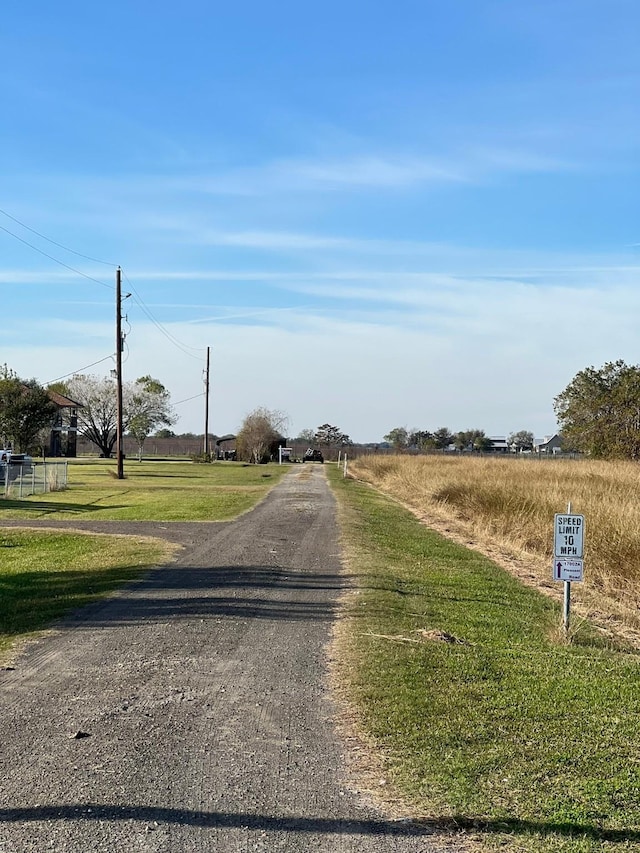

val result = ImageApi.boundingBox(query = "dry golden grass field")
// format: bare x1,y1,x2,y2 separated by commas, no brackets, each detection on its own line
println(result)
349,454,640,642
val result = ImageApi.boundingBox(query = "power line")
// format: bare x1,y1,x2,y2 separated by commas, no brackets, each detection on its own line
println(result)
121,270,205,360
45,354,115,385
173,392,205,406
0,223,114,290
0,208,116,266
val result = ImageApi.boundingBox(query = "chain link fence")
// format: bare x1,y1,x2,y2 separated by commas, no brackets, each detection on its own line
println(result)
1,462,68,498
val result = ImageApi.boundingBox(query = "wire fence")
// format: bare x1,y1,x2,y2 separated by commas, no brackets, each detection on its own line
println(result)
1,462,69,498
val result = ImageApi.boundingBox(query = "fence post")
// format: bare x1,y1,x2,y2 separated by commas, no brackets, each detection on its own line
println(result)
343,453,348,477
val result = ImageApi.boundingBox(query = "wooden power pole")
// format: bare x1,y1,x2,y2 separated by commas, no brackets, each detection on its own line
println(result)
116,266,125,479
204,346,210,458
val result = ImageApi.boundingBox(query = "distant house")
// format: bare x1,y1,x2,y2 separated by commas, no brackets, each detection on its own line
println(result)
534,434,563,454
488,437,510,453
47,390,83,457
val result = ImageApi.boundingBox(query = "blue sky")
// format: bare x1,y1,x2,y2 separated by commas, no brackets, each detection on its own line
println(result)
2,1,639,441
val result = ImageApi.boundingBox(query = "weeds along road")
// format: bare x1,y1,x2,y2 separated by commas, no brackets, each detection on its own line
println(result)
0,466,451,853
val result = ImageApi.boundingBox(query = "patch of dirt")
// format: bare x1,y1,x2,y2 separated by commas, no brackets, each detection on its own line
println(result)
415,628,471,645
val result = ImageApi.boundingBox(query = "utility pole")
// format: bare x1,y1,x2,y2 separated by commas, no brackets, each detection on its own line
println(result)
115,266,125,479
204,345,210,458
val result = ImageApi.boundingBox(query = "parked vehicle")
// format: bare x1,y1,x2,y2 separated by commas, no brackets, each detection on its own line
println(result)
0,450,33,481
302,448,324,463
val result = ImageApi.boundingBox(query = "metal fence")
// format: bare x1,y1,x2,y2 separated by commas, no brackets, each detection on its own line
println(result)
2,461,69,498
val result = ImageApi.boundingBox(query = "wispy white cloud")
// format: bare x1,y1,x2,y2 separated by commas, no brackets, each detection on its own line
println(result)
171,144,578,196
467,146,578,175
196,230,361,251
276,155,466,188
9,275,640,441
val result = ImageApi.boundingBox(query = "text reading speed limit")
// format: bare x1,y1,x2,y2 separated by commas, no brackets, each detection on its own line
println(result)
554,514,584,558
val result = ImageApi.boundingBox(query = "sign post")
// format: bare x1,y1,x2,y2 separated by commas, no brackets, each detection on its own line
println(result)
553,503,584,635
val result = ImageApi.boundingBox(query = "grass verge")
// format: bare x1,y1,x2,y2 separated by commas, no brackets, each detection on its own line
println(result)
327,465,640,853
0,528,173,655
0,460,289,521
349,455,640,634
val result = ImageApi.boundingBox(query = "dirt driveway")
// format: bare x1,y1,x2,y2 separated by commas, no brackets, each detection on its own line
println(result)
0,466,453,852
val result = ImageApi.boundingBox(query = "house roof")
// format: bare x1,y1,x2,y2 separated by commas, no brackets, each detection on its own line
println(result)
534,433,559,444
47,390,84,409
215,434,236,445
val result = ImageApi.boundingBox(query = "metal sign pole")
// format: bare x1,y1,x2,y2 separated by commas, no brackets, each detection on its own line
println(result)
563,501,572,634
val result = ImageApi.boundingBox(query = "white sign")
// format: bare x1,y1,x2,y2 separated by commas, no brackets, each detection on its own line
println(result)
553,558,584,582
554,514,584,558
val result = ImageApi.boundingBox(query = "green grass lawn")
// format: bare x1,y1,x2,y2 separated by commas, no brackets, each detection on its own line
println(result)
0,459,289,521
0,529,173,655
328,465,640,853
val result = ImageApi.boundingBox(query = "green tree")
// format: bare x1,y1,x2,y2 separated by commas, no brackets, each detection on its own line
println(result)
0,367,57,452
554,360,640,459
383,427,408,451
127,376,176,460
432,427,453,450
508,430,534,452
408,429,434,450
473,432,493,452
314,424,351,447
454,428,491,452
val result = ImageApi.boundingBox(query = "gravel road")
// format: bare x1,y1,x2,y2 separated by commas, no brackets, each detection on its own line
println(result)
0,466,454,852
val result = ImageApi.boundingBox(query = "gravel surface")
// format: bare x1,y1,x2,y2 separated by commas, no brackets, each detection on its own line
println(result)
0,466,454,852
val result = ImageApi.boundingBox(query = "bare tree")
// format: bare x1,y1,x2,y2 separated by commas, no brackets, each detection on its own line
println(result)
236,407,288,463
65,374,175,458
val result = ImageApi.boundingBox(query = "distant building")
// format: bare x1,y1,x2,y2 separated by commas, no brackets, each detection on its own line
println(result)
534,434,563,454
47,390,83,457
215,433,237,460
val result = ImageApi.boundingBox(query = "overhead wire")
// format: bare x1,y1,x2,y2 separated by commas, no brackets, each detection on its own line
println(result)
173,392,206,406
0,208,209,403
0,209,208,366
0,208,116,266
121,270,205,360
0,222,114,290
45,355,116,385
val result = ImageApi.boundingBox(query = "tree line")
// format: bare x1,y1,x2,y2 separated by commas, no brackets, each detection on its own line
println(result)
381,359,640,461
235,410,352,463
382,427,535,453
3,359,640,462
0,367,174,458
